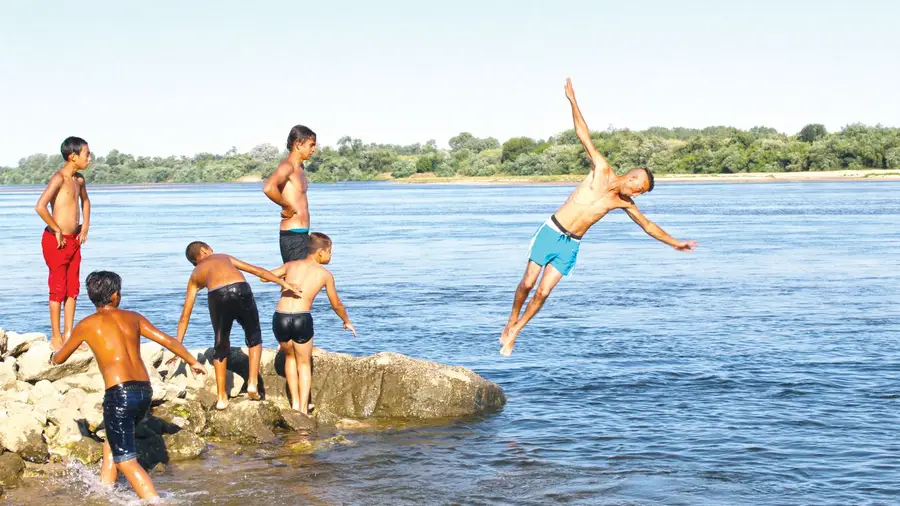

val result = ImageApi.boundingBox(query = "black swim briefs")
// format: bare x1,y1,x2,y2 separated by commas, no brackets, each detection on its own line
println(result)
207,281,262,360
272,311,314,344
280,229,310,262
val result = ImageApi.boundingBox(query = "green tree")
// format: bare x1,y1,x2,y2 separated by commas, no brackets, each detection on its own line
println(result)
798,124,827,143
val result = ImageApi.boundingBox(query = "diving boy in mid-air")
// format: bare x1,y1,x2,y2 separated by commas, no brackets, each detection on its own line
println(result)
500,78,697,356
175,242,301,409
52,271,207,501
266,232,356,415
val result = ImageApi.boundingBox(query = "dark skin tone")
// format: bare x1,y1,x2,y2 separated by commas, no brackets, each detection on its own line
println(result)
51,293,205,500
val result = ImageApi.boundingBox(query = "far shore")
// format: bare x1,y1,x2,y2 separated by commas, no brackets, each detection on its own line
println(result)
391,169,900,185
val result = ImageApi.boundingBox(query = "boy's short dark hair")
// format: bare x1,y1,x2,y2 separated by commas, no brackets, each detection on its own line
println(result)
286,125,316,151
61,136,88,162
185,241,210,265
310,232,332,252
641,167,655,193
86,271,121,307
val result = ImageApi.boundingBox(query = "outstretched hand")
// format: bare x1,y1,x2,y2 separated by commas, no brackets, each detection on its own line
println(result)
344,321,357,337
675,240,697,252
189,362,207,376
565,77,576,102
281,282,302,295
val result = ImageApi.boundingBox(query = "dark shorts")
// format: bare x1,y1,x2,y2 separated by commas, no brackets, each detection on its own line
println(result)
280,229,310,262
208,281,262,360
103,381,152,464
272,311,314,344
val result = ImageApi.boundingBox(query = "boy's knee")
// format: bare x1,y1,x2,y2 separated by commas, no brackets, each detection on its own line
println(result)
519,279,536,291
535,286,553,300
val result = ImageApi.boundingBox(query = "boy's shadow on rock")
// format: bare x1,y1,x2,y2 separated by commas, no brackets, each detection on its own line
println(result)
199,347,313,402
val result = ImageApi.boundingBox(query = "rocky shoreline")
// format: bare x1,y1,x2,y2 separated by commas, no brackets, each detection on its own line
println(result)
0,328,506,495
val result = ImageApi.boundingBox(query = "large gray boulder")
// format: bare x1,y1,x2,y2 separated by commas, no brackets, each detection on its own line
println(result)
307,350,505,419
17,341,95,382
205,398,283,443
53,371,105,393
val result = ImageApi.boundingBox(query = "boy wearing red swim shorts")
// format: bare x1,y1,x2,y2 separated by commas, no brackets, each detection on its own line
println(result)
35,136,92,350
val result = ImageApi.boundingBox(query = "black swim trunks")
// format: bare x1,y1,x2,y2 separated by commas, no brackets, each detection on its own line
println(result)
272,311,314,344
103,380,152,463
280,229,310,262
207,281,263,360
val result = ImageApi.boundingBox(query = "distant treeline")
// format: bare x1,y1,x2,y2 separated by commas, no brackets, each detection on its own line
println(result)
2,124,899,185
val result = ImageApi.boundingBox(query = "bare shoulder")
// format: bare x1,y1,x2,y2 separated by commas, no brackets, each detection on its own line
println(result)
46,171,64,186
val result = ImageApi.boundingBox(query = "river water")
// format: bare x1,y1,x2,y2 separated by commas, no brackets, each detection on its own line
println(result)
0,181,898,505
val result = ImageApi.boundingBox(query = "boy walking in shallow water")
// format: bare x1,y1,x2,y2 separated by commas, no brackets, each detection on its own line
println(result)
52,271,206,501
35,136,92,350
175,242,301,409
267,232,356,414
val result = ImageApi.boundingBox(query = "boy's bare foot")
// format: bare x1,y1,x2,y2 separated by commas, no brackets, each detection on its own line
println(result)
499,326,521,357
500,321,516,342
291,402,301,411
246,387,260,401
215,398,229,410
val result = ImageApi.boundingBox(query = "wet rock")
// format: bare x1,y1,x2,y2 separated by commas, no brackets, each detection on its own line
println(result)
205,398,283,443
153,399,206,433
17,341,95,382
309,350,506,420
162,429,207,461
0,405,48,463
280,409,317,432
5,332,46,358
0,328,6,357
54,437,103,465
0,451,25,487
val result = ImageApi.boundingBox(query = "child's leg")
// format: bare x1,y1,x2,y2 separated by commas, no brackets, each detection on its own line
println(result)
246,343,261,400
294,338,313,415
280,341,300,410
63,245,81,341
42,229,66,349
48,301,63,350
99,439,118,485
213,357,229,410
115,458,159,500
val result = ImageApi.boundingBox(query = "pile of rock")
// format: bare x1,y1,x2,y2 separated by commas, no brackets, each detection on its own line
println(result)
0,327,506,492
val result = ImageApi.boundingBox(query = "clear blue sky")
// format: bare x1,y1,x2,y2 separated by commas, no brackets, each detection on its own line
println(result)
1,0,897,165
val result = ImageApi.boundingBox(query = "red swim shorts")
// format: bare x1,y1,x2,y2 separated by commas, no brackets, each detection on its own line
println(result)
41,227,82,302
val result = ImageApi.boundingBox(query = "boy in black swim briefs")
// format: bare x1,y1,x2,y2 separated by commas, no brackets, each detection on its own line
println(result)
265,232,355,414
172,241,301,410
51,271,206,500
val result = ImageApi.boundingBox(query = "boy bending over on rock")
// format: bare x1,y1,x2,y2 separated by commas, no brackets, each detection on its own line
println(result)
51,271,206,501
266,232,356,415
174,241,301,410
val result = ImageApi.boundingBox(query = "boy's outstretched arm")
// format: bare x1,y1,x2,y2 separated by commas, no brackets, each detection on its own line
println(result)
565,77,612,183
176,277,201,343
624,203,697,251
77,174,91,244
325,272,356,336
229,256,302,294
259,264,287,283
34,173,66,248
51,324,86,363
140,315,206,375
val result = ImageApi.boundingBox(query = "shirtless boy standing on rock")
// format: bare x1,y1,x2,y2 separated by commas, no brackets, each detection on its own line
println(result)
264,125,318,262
499,79,697,356
35,136,92,350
